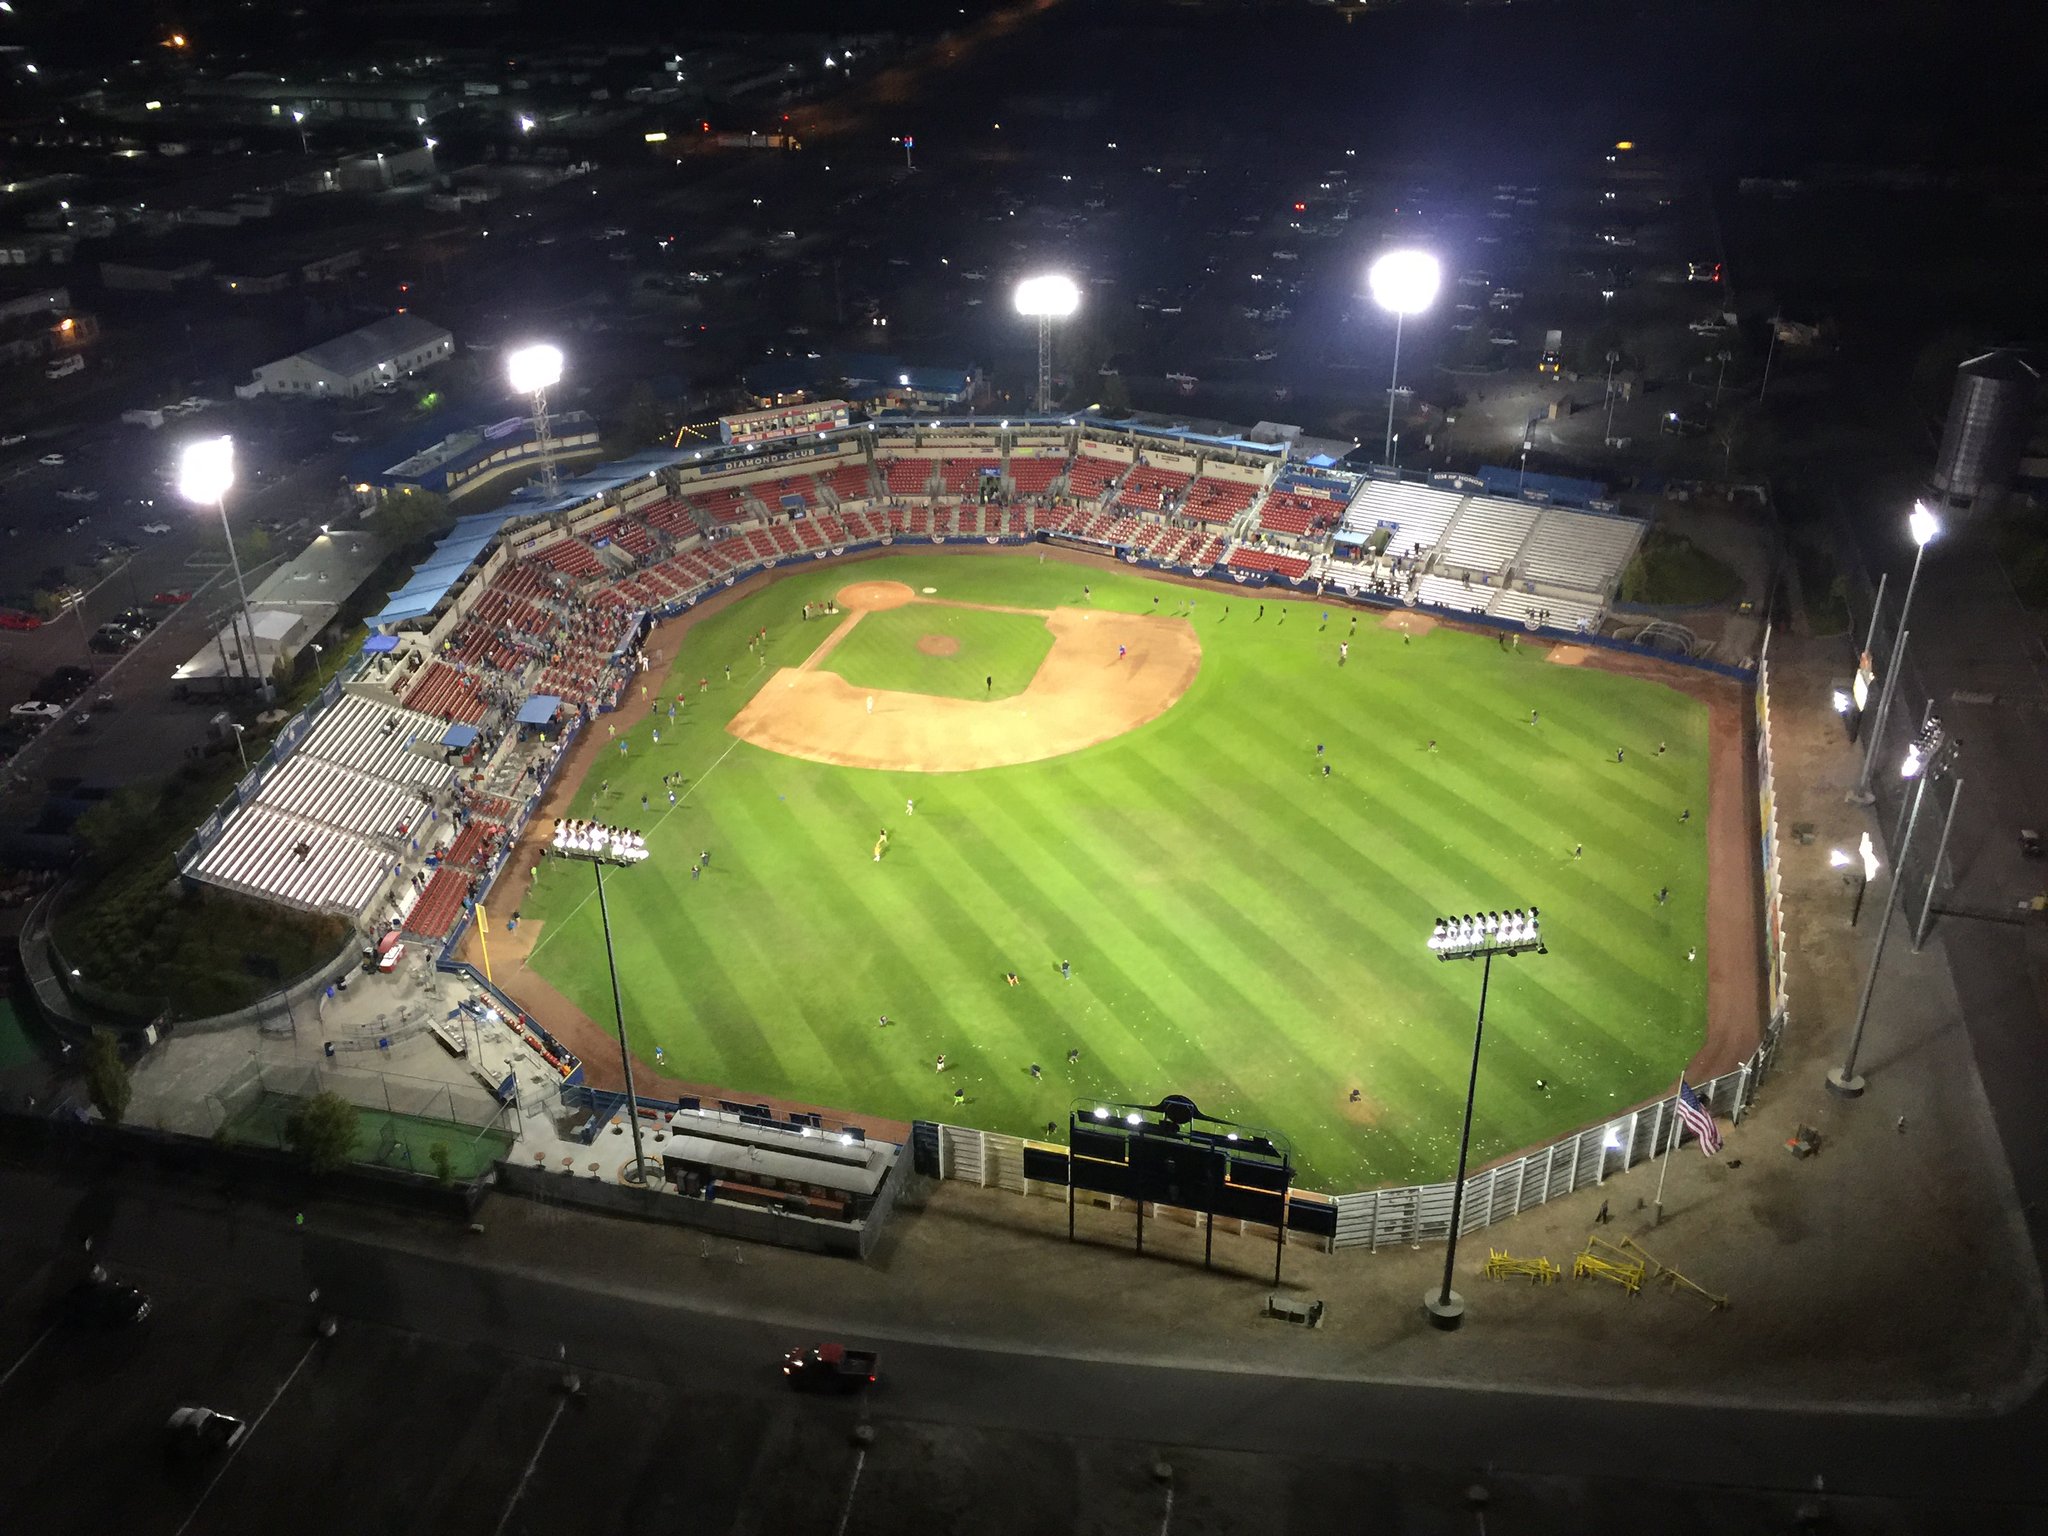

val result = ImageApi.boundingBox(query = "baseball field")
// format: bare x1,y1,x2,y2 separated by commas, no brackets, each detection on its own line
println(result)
510,551,1730,1192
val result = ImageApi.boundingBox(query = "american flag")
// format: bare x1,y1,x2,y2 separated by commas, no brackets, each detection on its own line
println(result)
1674,1080,1722,1157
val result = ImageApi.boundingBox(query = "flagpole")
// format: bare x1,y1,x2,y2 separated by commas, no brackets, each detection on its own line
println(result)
1652,1076,1681,1225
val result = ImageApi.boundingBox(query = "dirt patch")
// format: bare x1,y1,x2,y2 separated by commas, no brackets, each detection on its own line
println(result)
838,579,917,611
1547,643,1593,666
1380,610,1437,636
916,634,961,657
729,605,1201,772
1339,1091,1386,1126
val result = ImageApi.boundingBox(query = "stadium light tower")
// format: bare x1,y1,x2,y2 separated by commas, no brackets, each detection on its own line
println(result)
178,435,267,700
1368,249,1440,467
549,818,657,1186
1424,906,1545,1330
1015,274,1080,415
507,343,564,502
1852,501,1940,805
1829,721,1950,1098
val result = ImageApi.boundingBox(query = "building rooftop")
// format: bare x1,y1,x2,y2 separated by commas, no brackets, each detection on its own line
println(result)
299,313,451,378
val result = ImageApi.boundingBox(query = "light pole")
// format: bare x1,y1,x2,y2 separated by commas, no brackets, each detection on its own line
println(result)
1829,721,1948,1098
1602,349,1620,443
894,134,914,171
309,642,328,691
1424,907,1545,1329
1014,274,1080,415
179,436,269,702
1713,348,1732,409
291,109,308,155
1368,249,1440,467
1852,502,1940,805
550,818,656,1185
1518,437,1533,491
507,343,564,503
1759,318,1780,401
229,721,249,773
1829,831,1880,926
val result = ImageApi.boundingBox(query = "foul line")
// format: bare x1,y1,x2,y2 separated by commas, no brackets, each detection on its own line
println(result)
524,734,744,964
493,1395,568,1536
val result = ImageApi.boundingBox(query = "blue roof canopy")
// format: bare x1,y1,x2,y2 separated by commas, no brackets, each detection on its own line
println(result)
441,723,480,749
367,509,524,628
363,633,400,654
517,693,562,725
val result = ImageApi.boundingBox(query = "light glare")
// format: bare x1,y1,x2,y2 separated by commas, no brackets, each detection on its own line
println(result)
507,343,563,395
1368,249,1441,316
1015,274,1081,317
178,436,234,505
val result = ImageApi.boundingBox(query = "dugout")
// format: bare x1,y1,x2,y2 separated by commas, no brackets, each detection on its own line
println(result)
660,1110,892,1223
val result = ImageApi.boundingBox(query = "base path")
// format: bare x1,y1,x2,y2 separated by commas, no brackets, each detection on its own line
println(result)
727,580,1201,772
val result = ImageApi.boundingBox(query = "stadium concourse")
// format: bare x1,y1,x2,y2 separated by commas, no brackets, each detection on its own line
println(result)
172,409,1653,1122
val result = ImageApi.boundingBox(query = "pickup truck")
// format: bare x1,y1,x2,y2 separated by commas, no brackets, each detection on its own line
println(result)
782,1342,878,1393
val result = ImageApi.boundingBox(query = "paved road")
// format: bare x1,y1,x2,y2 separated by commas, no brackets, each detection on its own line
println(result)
2,1164,2043,1533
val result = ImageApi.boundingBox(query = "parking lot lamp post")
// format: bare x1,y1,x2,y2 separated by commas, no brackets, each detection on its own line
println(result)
229,721,249,773
291,109,308,155
1368,250,1440,466
1424,908,1545,1329
1829,724,1946,1098
1602,349,1621,442
1015,275,1080,415
506,344,564,503
178,436,267,702
552,820,655,1185
1713,348,1732,409
1852,503,1940,805
1830,832,1881,927
1759,318,1780,401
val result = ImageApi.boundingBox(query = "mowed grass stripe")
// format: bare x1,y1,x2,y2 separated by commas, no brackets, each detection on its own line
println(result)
523,558,1713,1189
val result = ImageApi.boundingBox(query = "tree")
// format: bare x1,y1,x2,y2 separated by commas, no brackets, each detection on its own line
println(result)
83,1030,131,1125
1094,373,1131,417
285,1091,360,1174
429,1142,453,1184
370,488,452,550
619,382,665,445
76,785,160,866
241,526,273,564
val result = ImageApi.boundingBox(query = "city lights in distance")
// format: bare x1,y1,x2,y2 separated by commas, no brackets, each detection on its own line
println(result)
1014,273,1081,317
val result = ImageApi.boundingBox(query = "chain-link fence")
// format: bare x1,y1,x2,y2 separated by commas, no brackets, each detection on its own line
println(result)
205,1059,515,1180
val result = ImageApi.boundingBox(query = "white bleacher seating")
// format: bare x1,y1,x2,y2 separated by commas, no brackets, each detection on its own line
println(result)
1416,573,1494,614
258,757,428,841
195,805,391,914
1437,495,1541,577
1486,587,1605,632
298,694,455,789
1346,482,1463,561
1514,509,1645,593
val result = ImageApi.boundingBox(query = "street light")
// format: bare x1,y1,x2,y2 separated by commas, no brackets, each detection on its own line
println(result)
228,721,248,772
1015,274,1080,415
1829,831,1881,926
179,436,268,701
291,109,308,155
549,819,657,1186
1829,722,1948,1098
1713,348,1733,408
1852,502,1940,804
507,343,564,502
1602,349,1621,443
1368,249,1440,466
1424,907,1545,1329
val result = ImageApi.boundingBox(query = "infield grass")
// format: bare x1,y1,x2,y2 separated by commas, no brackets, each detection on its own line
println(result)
818,602,1056,701
522,553,1712,1191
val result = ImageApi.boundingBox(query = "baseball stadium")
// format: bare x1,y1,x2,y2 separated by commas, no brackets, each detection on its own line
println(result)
177,406,1766,1224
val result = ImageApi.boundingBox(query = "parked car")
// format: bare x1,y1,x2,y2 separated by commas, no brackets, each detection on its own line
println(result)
38,452,66,467
36,665,93,702
56,487,99,503
165,1407,247,1456
67,1272,152,1326
781,1342,878,1393
151,590,193,605
141,522,171,535
9,701,63,720
0,608,40,631
0,433,26,447
88,626,137,654
331,432,361,445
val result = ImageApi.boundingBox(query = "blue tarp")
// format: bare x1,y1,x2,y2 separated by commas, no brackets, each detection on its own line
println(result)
1476,465,1609,508
517,694,562,726
367,509,525,628
441,723,480,749
363,634,400,654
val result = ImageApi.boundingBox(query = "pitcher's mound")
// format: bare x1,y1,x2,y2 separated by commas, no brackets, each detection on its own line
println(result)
1381,610,1437,636
916,634,961,657
838,580,917,611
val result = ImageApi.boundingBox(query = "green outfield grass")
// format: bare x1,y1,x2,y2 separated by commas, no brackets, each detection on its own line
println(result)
521,553,1712,1191
818,602,1056,701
